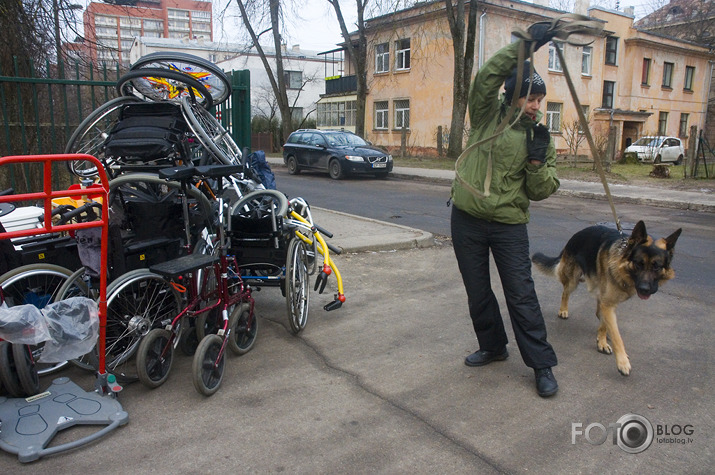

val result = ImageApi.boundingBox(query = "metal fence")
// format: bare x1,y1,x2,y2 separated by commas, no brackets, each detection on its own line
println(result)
0,58,250,194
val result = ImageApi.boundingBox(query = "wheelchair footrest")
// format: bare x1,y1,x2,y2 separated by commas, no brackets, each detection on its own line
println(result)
150,253,219,278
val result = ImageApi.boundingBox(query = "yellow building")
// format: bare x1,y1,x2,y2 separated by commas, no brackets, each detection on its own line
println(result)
320,0,714,158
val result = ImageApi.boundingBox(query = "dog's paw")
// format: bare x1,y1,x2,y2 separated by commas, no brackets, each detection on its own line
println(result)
597,339,612,355
558,310,569,319
617,357,631,376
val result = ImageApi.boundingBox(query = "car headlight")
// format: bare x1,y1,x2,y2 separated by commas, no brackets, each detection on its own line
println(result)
345,155,364,162
387,154,393,161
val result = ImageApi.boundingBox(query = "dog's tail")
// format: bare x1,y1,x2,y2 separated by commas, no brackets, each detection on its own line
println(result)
531,251,562,277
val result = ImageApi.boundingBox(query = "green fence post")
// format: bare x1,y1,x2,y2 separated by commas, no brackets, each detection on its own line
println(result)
231,69,251,152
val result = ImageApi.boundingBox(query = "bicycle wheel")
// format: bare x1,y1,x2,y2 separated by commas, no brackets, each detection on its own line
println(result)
12,343,40,396
227,302,257,355
104,269,181,382
0,263,75,375
65,96,142,178
117,68,213,109
285,238,310,334
192,334,224,396
130,52,231,106
0,341,24,397
181,96,240,165
136,328,174,389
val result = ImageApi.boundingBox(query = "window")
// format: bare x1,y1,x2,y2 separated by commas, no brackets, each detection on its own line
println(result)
374,101,389,129
642,58,651,85
662,62,674,88
578,105,590,133
317,101,356,127
208,53,217,62
394,99,410,129
290,107,303,122
605,36,618,65
684,66,695,91
581,46,592,76
548,42,563,72
395,39,411,71
283,70,302,89
658,112,668,135
546,102,562,132
679,113,689,137
602,81,615,108
375,43,389,73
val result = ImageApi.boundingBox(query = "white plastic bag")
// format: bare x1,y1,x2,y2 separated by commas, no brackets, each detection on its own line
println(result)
39,297,99,363
0,300,51,344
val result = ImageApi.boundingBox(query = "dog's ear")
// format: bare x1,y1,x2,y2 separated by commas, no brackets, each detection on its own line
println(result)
663,228,682,251
627,221,649,248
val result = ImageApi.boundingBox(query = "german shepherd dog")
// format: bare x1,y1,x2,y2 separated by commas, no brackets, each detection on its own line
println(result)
532,221,681,376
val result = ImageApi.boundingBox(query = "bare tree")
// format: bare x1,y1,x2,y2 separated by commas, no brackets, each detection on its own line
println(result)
444,0,478,158
326,0,369,137
562,111,590,167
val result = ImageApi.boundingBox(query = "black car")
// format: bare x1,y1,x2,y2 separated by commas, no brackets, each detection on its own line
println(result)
283,129,393,179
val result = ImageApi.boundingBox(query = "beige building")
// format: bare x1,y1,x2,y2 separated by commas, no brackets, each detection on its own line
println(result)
320,0,714,158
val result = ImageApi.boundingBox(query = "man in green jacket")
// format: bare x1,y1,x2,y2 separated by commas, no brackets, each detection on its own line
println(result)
451,38,560,397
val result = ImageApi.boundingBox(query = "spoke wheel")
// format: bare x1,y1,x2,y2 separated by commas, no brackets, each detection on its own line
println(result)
0,264,75,376
229,189,289,221
104,270,181,382
0,341,24,397
65,96,142,178
285,238,310,334
137,328,174,389
181,97,241,165
192,334,224,396
117,68,213,109
227,302,257,355
12,344,40,396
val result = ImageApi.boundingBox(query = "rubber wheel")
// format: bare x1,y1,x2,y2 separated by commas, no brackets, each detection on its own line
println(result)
227,302,257,355
178,325,199,356
285,238,310,334
192,334,225,396
117,68,213,109
195,307,222,341
0,341,24,397
675,155,683,165
286,155,300,175
64,96,142,178
12,344,40,396
181,96,241,165
137,328,174,389
229,189,289,220
654,155,662,164
329,159,344,180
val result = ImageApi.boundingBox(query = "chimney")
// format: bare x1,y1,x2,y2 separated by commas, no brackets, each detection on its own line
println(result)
574,0,590,15
624,6,635,17
292,44,300,53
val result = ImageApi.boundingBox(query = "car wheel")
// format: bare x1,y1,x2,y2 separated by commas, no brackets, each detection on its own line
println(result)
654,155,662,164
286,155,300,175
328,159,344,180
675,155,683,165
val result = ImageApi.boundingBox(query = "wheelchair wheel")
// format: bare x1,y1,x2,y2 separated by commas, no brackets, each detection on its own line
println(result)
136,328,174,389
192,334,224,396
130,52,231,106
229,189,289,221
117,68,213,109
285,238,310,334
178,324,198,356
12,343,40,396
65,96,142,178
181,97,240,165
0,264,75,375
104,270,181,382
0,341,24,397
227,302,257,355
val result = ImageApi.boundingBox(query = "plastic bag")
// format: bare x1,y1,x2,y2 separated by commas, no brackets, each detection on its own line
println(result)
39,297,99,363
0,300,51,344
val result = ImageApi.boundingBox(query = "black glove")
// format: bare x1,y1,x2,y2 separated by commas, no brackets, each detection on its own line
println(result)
527,22,557,51
527,123,551,164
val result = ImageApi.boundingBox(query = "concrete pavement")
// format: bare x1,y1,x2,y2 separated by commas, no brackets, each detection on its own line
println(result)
1,161,712,472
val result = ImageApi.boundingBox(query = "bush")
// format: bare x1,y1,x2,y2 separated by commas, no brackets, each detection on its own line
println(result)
620,152,640,165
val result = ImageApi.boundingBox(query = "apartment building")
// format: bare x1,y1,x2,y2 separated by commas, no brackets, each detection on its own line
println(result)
83,0,213,67
319,0,714,157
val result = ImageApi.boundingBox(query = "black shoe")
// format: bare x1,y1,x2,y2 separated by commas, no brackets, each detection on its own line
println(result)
534,367,558,397
464,348,509,367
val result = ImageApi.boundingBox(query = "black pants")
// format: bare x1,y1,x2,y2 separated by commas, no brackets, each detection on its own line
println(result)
451,206,557,369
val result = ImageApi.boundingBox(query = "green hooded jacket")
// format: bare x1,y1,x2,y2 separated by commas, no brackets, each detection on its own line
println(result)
451,41,559,224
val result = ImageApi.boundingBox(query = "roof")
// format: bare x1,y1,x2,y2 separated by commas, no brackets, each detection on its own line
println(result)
134,36,330,60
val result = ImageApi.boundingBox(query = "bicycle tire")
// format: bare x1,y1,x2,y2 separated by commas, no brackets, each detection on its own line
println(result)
136,328,174,389
130,52,231,106
117,68,213,109
64,96,142,178
227,302,257,355
181,96,241,165
0,263,75,376
192,334,224,396
285,238,310,334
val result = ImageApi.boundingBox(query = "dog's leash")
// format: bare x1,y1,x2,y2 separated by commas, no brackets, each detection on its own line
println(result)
456,15,622,233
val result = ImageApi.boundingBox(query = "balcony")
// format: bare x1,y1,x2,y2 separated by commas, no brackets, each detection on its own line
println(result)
325,75,356,95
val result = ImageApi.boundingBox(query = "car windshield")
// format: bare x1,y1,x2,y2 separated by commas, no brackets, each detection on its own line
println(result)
323,132,368,147
632,137,664,147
